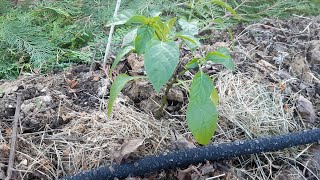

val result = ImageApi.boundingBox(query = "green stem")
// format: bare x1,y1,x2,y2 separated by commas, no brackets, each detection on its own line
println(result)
154,74,177,119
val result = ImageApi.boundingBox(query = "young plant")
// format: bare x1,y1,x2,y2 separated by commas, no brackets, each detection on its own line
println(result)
106,11,235,145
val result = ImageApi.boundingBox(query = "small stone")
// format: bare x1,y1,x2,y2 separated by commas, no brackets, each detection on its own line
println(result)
167,87,184,102
296,96,317,123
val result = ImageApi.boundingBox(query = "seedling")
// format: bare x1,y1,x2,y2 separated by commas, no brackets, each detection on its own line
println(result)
106,10,235,145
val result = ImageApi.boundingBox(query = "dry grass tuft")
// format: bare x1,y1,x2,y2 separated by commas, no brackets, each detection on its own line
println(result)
15,101,186,179
214,71,319,179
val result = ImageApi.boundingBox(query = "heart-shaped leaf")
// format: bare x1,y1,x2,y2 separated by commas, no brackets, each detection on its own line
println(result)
144,40,179,92
206,47,235,71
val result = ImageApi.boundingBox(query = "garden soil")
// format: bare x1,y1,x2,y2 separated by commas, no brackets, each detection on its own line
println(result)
0,16,320,179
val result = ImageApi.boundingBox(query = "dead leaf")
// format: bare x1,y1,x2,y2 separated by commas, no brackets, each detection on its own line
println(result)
296,96,317,123
19,159,28,166
113,138,145,163
92,75,100,82
200,161,215,175
178,165,201,180
127,53,144,75
171,130,196,150
5,128,12,136
65,78,79,89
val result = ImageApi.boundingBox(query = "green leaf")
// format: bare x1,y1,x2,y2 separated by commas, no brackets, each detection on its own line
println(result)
210,87,219,107
144,40,179,92
107,74,141,116
134,25,155,55
176,34,198,46
187,72,218,145
167,17,177,31
178,19,199,35
152,20,169,41
110,46,134,75
187,99,218,145
122,28,138,46
211,0,241,20
127,15,149,24
106,9,135,26
206,47,235,71
185,58,199,69
176,33,201,49
189,72,214,102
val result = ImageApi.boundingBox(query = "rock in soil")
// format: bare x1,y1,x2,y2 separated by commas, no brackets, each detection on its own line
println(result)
296,96,317,123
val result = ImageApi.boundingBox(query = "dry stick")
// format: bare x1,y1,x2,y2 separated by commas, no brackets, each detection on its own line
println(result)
5,93,22,180
102,0,122,70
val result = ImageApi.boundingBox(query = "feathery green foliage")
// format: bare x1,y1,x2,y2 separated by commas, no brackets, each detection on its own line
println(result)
0,0,319,79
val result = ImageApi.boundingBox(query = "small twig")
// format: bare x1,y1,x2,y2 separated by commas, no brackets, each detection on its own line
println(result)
5,93,22,180
102,0,122,70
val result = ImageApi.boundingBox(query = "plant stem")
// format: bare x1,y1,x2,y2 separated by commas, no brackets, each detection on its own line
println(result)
154,74,177,119
154,40,185,119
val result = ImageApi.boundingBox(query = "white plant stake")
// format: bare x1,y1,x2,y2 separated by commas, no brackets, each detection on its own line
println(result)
102,0,122,68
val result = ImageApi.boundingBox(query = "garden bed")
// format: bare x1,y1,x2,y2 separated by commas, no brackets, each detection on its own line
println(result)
1,16,320,179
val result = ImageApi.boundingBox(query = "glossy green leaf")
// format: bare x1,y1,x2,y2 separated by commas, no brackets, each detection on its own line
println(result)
178,19,199,35
127,15,149,24
185,58,199,69
122,28,138,46
110,46,134,74
134,25,155,55
211,0,241,20
144,40,179,92
210,87,219,107
107,74,142,116
187,72,218,145
106,9,135,26
187,99,218,145
206,47,235,71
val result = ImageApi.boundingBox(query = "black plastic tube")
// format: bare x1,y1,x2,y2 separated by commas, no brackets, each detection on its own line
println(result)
62,129,320,180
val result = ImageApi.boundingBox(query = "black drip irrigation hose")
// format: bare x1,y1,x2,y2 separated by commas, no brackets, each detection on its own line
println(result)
62,129,320,180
